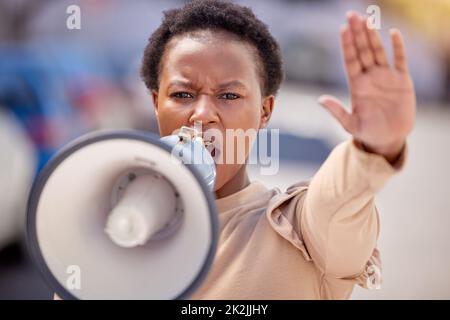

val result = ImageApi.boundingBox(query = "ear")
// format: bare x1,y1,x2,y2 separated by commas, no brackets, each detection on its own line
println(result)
151,89,159,117
259,95,275,129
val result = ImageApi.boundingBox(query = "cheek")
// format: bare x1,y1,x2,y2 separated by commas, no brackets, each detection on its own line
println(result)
224,99,261,130
156,104,190,136
219,101,261,158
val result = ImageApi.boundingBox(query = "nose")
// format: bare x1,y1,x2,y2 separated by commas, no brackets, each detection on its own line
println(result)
189,94,219,127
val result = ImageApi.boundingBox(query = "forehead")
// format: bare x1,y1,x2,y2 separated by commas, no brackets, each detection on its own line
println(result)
160,30,260,86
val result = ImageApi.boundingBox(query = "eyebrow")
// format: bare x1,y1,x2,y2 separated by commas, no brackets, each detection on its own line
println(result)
216,80,247,90
167,80,195,91
167,80,247,91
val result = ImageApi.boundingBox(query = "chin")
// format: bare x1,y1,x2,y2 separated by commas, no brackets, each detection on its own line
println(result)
212,163,245,193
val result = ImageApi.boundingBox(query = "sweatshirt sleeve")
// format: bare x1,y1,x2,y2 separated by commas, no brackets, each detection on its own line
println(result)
299,139,407,280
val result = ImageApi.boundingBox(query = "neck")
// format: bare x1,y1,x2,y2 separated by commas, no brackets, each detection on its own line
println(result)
215,165,250,199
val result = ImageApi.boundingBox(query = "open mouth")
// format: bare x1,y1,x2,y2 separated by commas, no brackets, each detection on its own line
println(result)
204,140,219,158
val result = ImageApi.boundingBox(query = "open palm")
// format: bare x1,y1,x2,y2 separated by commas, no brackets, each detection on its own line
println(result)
320,11,416,158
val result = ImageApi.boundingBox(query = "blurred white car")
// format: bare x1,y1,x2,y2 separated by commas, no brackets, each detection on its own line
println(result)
0,108,36,250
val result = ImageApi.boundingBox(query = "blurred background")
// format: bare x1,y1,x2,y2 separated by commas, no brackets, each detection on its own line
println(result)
0,0,449,299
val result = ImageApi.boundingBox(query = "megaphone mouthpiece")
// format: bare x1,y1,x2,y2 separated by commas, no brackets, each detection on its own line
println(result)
105,173,177,248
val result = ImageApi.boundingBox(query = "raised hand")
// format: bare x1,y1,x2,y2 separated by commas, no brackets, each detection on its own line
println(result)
319,11,416,161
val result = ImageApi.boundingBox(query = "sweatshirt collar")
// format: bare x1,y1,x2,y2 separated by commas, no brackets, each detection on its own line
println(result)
215,181,269,213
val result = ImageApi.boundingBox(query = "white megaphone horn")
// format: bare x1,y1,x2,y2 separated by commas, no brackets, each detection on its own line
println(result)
26,127,218,300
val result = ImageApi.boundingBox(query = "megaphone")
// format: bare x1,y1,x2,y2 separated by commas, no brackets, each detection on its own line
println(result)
26,127,218,299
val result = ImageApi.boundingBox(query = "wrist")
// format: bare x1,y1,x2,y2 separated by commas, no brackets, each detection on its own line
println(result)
356,140,406,165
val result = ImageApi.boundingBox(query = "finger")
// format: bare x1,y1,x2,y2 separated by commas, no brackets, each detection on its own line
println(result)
390,28,408,73
318,95,355,134
366,21,389,66
347,12,375,70
341,25,362,79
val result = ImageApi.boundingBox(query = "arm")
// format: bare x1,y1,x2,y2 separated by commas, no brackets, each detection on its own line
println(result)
300,139,406,278
300,11,415,279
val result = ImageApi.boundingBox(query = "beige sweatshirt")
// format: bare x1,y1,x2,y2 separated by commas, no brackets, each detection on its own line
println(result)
191,139,406,300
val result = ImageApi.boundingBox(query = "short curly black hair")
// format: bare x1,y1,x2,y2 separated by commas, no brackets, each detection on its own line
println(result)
140,0,284,97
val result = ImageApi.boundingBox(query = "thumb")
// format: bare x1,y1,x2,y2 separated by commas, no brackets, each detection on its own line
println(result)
318,95,355,134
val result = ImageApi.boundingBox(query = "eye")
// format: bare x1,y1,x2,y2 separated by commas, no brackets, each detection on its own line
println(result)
171,92,194,99
219,93,240,100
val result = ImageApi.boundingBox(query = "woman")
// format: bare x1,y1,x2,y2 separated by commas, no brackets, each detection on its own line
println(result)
56,0,415,300
138,0,415,299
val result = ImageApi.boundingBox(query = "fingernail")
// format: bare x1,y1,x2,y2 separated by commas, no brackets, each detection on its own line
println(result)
390,28,398,33
318,95,327,104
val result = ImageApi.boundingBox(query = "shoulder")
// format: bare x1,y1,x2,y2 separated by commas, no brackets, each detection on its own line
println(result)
266,180,310,211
